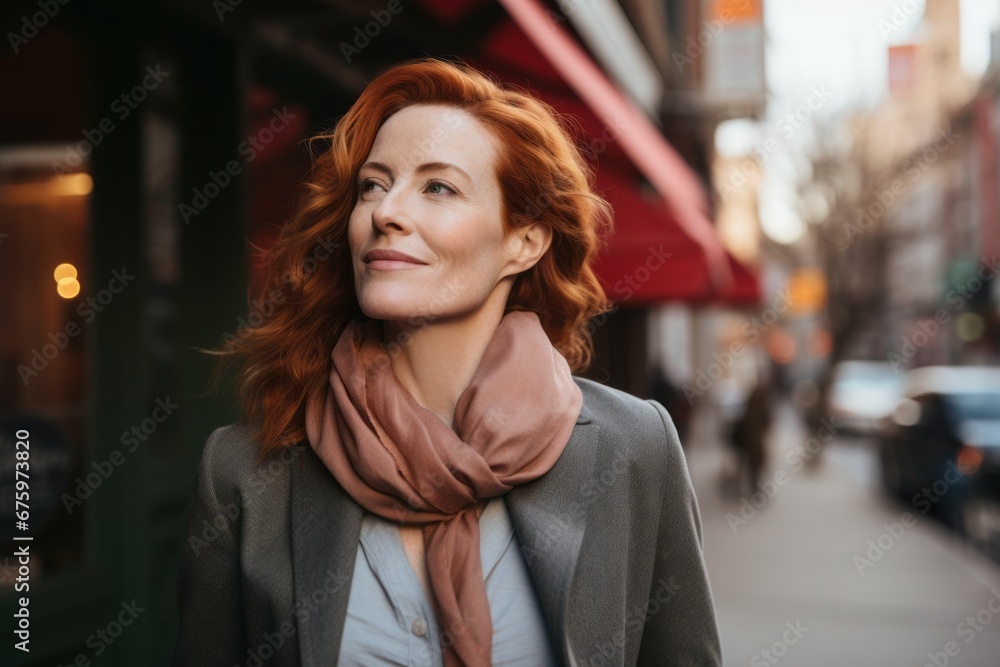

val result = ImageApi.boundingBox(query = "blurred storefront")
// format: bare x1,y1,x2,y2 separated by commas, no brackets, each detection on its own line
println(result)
0,1,759,664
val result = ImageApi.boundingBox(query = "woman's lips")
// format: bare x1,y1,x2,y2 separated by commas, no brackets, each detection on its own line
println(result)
362,249,427,270
366,259,425,270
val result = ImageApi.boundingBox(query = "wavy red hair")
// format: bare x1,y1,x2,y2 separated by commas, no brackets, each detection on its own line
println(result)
208,57,614,457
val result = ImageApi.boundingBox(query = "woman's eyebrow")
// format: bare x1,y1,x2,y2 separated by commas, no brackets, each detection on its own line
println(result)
360,161,471,183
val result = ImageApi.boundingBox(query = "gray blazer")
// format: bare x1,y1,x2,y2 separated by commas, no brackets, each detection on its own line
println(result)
171,376,722,666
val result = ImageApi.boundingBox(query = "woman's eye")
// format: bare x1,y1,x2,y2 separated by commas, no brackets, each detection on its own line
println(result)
356,179,453,196
426,181,454,195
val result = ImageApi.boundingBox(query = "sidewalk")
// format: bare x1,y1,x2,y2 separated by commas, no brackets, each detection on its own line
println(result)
684,402,1000,666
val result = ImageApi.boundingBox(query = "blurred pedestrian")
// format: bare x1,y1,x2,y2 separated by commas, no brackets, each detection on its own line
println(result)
724,378,773,497
649,364,692,445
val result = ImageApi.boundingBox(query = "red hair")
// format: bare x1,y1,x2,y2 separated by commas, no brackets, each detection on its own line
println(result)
209,57,614,457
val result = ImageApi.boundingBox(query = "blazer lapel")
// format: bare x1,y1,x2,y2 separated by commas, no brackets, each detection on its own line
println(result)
291,445,364,665
506,397,600,666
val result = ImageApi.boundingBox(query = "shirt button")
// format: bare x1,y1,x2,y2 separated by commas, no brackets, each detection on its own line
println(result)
411,617,428,637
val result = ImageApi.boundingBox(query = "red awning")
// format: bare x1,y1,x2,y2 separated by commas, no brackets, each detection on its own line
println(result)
592,165,716,302
590,163,758,305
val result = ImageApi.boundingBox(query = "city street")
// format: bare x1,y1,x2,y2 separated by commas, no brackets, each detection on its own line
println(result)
687,402,1000,666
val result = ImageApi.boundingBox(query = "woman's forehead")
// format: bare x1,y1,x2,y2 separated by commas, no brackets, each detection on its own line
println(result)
368,105,498,174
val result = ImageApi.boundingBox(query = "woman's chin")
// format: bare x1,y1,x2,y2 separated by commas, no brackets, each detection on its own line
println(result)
358,296,435,323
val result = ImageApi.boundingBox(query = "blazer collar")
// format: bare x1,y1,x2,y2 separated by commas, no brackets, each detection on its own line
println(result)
290,394,599,665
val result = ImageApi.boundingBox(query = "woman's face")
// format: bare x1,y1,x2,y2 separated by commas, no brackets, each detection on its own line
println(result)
349,104,527,326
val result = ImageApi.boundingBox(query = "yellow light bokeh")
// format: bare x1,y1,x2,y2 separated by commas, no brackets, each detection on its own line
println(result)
0,172,93,205
57,277,81,299
54,262,78,282
51,173,93,197
786,267,827,316
955,313,985,342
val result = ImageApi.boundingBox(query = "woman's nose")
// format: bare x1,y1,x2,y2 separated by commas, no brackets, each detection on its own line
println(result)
371,184,413,235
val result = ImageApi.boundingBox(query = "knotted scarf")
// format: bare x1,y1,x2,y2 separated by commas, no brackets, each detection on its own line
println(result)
304,309,583,666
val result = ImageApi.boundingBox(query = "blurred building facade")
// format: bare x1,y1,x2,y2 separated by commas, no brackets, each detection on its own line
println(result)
796,0,1000,373
878,6,1000,370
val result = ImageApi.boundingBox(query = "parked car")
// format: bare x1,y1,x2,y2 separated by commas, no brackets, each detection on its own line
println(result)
877,366,1000,558
829,360,905,435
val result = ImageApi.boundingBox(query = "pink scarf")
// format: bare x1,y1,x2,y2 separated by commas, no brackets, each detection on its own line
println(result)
304,310,582,666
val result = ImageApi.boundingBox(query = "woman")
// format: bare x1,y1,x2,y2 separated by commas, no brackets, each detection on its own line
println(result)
172,57,721,667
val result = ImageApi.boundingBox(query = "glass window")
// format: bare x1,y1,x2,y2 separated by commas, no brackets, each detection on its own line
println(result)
0,150,90,584
0,25,93,588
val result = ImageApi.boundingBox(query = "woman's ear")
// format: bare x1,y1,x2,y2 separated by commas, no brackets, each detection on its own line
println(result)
504,222,553,275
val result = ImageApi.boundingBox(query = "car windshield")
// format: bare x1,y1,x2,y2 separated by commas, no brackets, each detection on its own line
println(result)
944,392,1000,421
